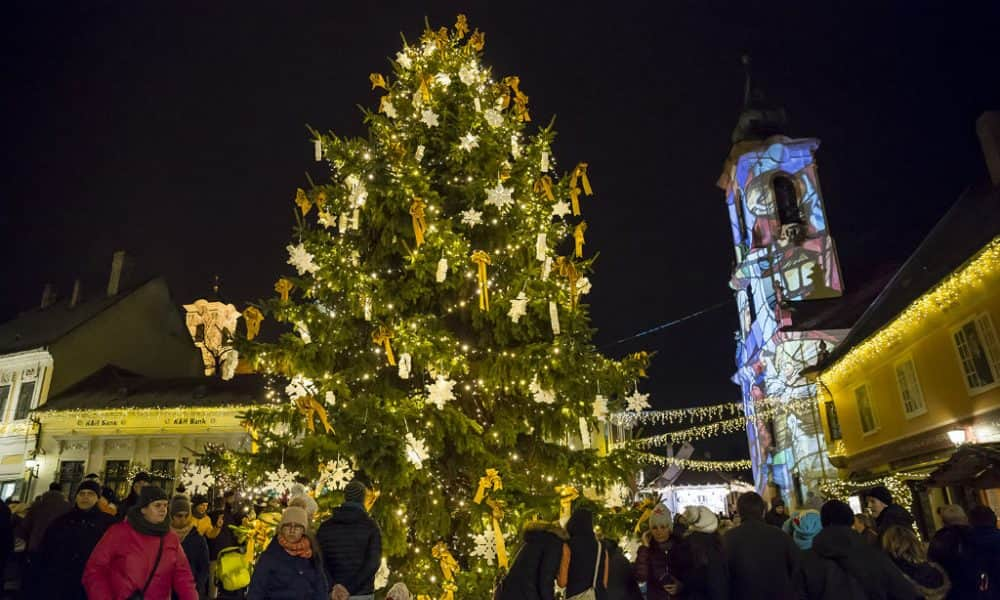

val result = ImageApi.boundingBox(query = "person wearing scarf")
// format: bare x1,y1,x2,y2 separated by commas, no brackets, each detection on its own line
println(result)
83,485,198,600
247,506,328,600
170,495,210,599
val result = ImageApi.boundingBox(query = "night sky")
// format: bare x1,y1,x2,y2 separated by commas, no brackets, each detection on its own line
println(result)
3,2,998,460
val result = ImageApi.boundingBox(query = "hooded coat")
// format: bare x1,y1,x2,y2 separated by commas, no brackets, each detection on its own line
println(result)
564,509,609,599
247,535,328,600
633,537,672,600
315,502,381,596
17,489,71,552
38,505,116,600
797,525,914,600
495,521,568,600
889,556,950,600
724,517,800,600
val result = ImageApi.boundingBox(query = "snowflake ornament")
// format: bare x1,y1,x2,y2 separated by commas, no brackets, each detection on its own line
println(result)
484,108,504,128
508,292,529,323
420,109,439,128
285,374,317,401
470,527,503,565
180,464,216,495
459,132,480,152
458,63,477,85
434,72,452,87
425,375,457,409
592,394,609,421
263,464,299,496
485,183,514,213
404,432,429,469
577,276,593,295
287,243,319,275
529,376,556,405
551,200,571,219
395,50,412,69
381,100,397,119
460,208,483,227
625,390,651,412
317,458,354,492
317,211,336,229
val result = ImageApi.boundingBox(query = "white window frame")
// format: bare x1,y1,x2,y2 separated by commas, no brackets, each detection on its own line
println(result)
951,313,1000,395
894,356,927,419
854,382,880,436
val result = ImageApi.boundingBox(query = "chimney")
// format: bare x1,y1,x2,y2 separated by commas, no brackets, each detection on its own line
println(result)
977,111,1000,186
40,284,56,309
70,279,82,308
107,250,126,297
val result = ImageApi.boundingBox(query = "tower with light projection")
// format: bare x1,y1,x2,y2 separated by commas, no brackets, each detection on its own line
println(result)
719,64,847,504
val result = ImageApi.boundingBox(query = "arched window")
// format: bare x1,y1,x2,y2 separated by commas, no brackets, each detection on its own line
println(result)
773,175,802,225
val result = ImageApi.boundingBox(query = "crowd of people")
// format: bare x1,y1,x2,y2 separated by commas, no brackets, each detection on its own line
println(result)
0,472,998,600
495,486,1000,600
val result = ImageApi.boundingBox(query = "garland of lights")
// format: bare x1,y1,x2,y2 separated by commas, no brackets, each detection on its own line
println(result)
610,396,815,427
819,472,926,514
635,452,752,471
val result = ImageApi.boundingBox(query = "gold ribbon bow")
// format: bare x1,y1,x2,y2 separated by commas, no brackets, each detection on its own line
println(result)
294,396,333,434
369,72,388,91
365,487,381,512
470,250,491,311
473,468,503,504
634,497,656,533
568,163,593,215
467,28,485,52
410,198,427,247
629,351,650,377
432,541,460,581
372,326,396,366
243,306,264,341
274,279,294,302
500,76,530,122
455,14,469,38
485,498,510,568
533,175,555,201
555,484,579,523
574,221,587,258
556,257,581,309
440,581,458,600
294,188,312,216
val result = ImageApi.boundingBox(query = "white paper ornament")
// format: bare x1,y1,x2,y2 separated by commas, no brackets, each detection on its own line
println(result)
541,151,550,172
549,301,560,335
484,108,503,128
395,50,412,69
313,139,322,161
374,557,391,590
551,200,571,219
436,258,448,282
577,276,592,295
508,292,529,323
541,256,553,280
381,100,397,119
458,63,476,85
459,132,480,152
415,145,425,161
420,109,440,127
485,183,514,213
460,208,483,227
220,349,238,381
287,243,320,275
295,321,311,344
625,390,651,412
351,208,360,230
363,297,372,321
180,464,216,495
474,97,481,112
470,528,502,565
593,395,609,421
425,375,456,409
529,376,556,404
325,390,336,406
398,352,412,379
434,72,451,87
339,213,349,231
579,416,592,449
510,135,521,159
285,374,317,401
350,250,360,266
535,233,548,261
404,432,429,469
263,464,299,496
318,211,336,228
317,458,354,492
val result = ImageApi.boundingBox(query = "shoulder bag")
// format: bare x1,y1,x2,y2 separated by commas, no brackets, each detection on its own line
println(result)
566,540,602,600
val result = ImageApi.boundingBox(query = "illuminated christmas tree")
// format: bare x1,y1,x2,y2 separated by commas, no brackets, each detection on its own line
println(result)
239,16,650,597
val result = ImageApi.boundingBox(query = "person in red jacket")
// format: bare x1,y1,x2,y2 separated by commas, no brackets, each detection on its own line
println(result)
83,485,198,600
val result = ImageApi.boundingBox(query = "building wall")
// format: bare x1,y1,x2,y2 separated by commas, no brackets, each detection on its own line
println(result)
819,246,1000,469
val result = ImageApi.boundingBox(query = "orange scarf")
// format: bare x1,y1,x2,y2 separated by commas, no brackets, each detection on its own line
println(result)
277,534,313,559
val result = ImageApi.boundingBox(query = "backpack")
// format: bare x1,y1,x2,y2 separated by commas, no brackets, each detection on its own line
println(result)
217,546,252,591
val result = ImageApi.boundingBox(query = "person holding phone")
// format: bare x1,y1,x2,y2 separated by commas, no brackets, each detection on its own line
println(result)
634,503,673,600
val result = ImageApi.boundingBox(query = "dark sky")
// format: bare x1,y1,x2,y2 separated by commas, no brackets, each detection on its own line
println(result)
2,2,998,460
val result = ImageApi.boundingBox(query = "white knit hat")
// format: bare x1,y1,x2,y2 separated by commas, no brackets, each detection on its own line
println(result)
649,503,672,529
683,505,719,534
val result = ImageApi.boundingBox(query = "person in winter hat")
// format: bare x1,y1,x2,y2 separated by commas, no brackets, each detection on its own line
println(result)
563,508,610,599
495,516,569,600
16,480,71,597
119,471,153,517
796,499,914,600
634,503,673,600
725,492,800,600
189,494,212,536
882,525,950,599
37,480,116,600
170,494,210,599
866,485,914,538
83,485,198,600
666,506,727,599
247,506,328,600
317,480,382,600
765,497,790,528
783,509,823,550
288,482,319,522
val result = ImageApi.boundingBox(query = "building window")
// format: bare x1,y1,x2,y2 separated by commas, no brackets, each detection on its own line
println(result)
13,380,35,421
953,314,1000,393
0,481,18,502
825,400,842,440
855,384,879,435
773,175,802,225
57,460,85,498
0,385,10,422
150,459,176,495
104,460,131,502
895,358,926,417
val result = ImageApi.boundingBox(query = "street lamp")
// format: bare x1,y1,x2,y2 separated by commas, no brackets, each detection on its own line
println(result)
947,429,967,447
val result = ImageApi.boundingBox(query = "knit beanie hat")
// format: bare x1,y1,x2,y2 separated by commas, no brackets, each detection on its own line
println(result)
280,506,308,528
683,506,719,534
170,495,191,516
939,504,968,526
77,480,102,496
820,499,855,527
649,503,672,529
784,510,822,550
191,494,209,507
139,485,169,508
344,480,367,504
867,485,893,506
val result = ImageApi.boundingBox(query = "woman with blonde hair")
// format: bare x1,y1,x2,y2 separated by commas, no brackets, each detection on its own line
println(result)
882,525,950,600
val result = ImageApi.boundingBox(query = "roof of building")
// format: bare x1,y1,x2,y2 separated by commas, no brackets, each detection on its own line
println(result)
0,278,158,355
814,183,1000,371
36,364,267,411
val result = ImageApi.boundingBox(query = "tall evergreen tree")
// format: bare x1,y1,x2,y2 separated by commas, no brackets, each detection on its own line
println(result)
238,16,650,597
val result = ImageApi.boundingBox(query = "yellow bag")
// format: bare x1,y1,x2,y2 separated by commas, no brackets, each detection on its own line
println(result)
218,546,251,591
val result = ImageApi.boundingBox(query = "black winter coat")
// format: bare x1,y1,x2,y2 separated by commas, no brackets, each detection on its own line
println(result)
247,535,328,600
929,525,983,599
766,509,790,528
38,506,116,600
565,509,608,599
496,521,567,600
315,502,381,596
666,531,728,600
604,540,642,600
797,525,914,600
176,528,211,599
876,504,915,537
724,518,800,600
891,557,950,600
